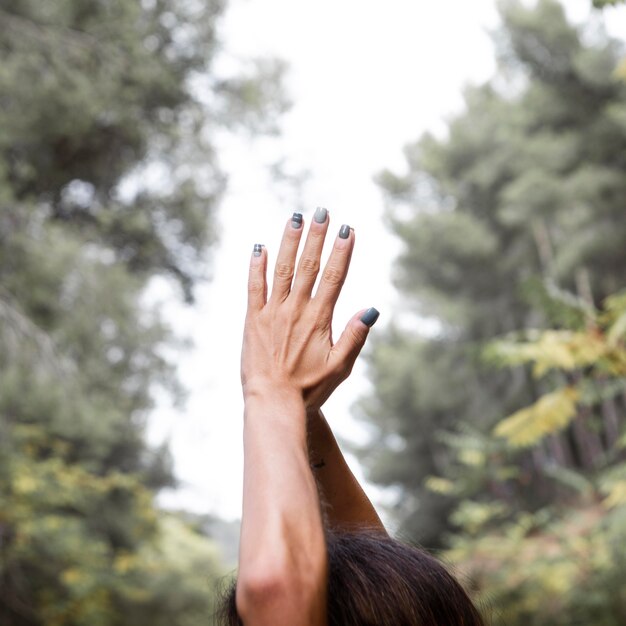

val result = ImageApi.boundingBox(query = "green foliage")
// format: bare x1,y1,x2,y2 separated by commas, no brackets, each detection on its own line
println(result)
360,2,626,620
0,0,284,623
0,0,288,302
488,291,626,448
360,0,626,549
429,290,626,624
0,419,226,625
593,0,625,8
448,504,626,625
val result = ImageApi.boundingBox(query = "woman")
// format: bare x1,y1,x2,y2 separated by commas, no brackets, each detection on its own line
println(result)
218,209,485,625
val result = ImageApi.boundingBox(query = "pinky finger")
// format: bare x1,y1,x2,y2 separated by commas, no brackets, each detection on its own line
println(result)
248,243,268,312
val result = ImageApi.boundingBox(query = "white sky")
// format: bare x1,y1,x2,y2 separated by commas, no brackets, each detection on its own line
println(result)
147,0,626,522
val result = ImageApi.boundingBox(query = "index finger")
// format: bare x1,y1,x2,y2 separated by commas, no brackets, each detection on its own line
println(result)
269,213,305,303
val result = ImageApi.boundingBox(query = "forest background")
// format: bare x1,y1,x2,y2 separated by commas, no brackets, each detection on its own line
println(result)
1,0,626,625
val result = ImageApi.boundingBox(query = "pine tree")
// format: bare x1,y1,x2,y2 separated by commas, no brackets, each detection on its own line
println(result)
359,0,626,546
0,1,285,623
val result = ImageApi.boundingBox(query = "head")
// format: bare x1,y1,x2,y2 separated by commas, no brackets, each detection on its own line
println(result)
216,530,485,626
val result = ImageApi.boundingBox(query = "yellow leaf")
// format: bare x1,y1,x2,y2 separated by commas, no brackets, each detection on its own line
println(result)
425,476,455,494
451,501,506,534
459,449,485,467
61,568,82,585
13,474,38,495
533,331,606,377
613,57,626,82
490,330,607,378
607,311,626,346
494,387,579,447
114,553,136,574
603,481,626,509
531,331,578,376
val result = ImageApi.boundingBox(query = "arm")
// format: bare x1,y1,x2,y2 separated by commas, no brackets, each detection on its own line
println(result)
238,388,327,626
307,408,386,533
237,211,376,625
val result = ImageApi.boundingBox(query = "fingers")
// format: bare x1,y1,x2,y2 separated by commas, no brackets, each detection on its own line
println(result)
292,207,330,298
330,307,380,372
270,213,305,302
247,244,267,313
314,224,354,310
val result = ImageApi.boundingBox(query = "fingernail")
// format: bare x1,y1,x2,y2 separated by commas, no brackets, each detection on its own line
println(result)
314,207,328,223
339,224,350,239
360,307,380,327
253,243,263,257
292,212,303,229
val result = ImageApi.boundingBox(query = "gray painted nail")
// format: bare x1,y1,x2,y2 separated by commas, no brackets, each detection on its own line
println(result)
292,212,303,229
339,224,350,239
360,307,380,327
253,243,263,257
314,207,328,223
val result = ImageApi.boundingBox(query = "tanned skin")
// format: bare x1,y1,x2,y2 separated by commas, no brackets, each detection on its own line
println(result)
238,212,380,626
307,408,386,533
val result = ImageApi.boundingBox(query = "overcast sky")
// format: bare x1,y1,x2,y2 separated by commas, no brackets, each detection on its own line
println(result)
147,0,626,523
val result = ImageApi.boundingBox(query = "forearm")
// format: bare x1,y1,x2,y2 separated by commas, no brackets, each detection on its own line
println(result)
238,213,376,623
307,408,386,533
238,388,327,625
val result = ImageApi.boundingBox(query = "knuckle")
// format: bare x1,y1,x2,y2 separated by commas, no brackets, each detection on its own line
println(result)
333,241,350,255
308,228,325,242
285,226,302,241
314,311,331,330
322,266,344,287
274,262,294,281
347,324,365,346
248,279,264,295
299,257,319,276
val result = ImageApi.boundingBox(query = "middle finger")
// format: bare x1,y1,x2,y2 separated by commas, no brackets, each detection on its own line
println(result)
291,207,330,299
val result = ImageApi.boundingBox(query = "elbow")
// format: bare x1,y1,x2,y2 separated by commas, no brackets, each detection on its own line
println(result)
236,566,289,620
236,562,325,622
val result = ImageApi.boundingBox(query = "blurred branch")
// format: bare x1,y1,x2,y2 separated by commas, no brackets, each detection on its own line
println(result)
0,9,101,49
592,0,625,8
0,286,74,377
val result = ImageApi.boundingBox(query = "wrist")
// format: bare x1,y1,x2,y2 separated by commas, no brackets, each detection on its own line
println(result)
243,385,308,441
243,379,306,420
242,376,302,402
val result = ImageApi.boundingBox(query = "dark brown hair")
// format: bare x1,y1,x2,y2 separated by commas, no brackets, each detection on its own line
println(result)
215,530,486,626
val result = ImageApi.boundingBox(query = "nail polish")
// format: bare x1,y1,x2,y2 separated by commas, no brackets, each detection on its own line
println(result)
292,212,303,229
253,243,263,257
339,224,350,239
360,307,380,327
314,207,328,223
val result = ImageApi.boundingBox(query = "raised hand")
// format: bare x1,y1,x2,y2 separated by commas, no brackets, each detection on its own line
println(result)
237,212,382,625
241,208,379,410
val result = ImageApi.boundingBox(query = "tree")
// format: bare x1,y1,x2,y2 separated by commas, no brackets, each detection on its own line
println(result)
593,0,625,8
439,289,626,625
0,1,285,623
358,0,626,547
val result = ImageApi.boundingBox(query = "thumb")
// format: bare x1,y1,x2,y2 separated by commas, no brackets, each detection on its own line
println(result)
331,307,380,372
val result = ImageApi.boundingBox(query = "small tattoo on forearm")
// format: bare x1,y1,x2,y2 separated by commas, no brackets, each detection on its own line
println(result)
311,459,326,470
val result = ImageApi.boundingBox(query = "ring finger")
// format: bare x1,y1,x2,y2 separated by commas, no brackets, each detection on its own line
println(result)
314,224,354,311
